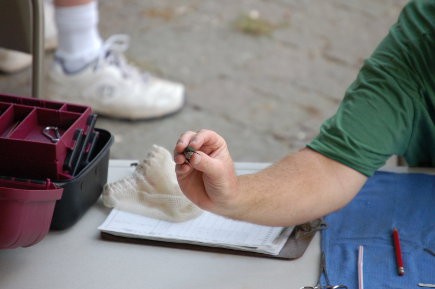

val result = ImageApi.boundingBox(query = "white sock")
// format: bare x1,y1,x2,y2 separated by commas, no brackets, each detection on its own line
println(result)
54,1,102,73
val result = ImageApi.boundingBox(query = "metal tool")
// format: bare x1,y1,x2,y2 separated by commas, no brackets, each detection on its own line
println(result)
358,245,364,289
42,126,61,143
295,218,327,239
419,284,435,288
300,252,348,289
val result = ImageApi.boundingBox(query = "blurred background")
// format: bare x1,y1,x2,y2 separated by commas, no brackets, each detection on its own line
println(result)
0,0,407,163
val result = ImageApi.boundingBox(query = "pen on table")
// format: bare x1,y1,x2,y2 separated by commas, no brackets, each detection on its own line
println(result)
392,227,405,276
358,245,364,289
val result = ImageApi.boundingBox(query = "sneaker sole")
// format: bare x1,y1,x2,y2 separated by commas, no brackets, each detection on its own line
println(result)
96,96,186,121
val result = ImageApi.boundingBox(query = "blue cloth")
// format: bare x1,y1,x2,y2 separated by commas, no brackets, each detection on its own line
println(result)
321,171,435,289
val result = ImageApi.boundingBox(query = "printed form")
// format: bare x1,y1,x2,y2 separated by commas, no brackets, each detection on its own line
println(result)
99,209,293,255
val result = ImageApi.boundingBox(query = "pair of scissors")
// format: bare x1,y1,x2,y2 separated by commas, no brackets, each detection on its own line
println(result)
300,252,348,289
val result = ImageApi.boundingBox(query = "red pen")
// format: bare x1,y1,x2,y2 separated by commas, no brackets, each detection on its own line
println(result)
392,228,405,276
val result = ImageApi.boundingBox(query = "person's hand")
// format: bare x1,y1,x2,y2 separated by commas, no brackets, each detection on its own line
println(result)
174,131,368,227
174,129,239,216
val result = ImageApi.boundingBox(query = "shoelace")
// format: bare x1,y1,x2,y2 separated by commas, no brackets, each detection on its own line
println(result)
95,34,149,82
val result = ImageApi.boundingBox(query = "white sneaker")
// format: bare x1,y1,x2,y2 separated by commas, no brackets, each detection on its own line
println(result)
0,49,32,74
45,35,185,120
0,0,57,74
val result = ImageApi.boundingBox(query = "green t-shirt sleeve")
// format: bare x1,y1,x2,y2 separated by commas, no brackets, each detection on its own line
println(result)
308,0,435,177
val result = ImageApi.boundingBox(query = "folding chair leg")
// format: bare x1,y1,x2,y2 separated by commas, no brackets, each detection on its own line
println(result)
31,0,45,98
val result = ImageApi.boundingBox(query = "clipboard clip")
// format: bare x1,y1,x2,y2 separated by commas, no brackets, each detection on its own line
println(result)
295,218,327,239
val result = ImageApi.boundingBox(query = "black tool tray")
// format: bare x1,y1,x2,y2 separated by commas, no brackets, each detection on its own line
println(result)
50,128,113,230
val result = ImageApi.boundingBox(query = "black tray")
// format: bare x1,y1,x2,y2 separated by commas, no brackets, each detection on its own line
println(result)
50,128,113,230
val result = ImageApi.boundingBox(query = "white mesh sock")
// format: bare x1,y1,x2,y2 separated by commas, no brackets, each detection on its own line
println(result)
102,145,203,222
54,1,102,72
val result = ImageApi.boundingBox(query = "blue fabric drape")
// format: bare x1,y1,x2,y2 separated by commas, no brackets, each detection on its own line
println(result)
321,171,435,289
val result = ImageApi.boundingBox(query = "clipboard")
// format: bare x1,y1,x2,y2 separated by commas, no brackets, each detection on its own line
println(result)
99,161,322,260
100,218,322,260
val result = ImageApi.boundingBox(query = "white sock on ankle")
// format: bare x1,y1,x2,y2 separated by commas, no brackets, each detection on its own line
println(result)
54,1,102,73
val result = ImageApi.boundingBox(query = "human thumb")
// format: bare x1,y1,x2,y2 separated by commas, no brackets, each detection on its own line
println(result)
189,151,224,179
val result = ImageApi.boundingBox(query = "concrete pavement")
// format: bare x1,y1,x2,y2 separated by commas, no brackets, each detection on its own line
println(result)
0,0,407,163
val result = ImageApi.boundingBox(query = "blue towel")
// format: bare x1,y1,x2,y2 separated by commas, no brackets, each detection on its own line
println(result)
321,171,435,289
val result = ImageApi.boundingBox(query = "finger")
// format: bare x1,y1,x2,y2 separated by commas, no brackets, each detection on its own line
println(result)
174,130,197,164
175,130,197,152
188,150,224,180
189,129,225,155
175,162,193,176
175,146,201,165
174,153,187,165
174,129,224,165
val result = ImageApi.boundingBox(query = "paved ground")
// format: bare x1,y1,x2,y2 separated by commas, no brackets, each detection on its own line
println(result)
0,0,407,163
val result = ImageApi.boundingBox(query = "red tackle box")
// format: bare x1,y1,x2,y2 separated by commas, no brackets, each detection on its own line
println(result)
0,178,62,249
0,94,113,248
0,94,92,179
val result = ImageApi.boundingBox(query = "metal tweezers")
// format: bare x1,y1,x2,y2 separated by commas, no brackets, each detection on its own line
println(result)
300,252,348,289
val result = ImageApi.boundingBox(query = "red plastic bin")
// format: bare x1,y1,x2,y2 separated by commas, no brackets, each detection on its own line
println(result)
0,94,92,180
0,178,63,249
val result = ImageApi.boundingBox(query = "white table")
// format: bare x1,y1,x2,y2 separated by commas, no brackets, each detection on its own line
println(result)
0,161,320,289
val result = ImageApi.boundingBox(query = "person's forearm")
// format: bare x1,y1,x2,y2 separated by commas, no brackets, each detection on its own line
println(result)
174,130,367,227
226,148,367,226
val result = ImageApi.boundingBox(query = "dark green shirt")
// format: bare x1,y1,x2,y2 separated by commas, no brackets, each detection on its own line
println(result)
308,0,435,176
